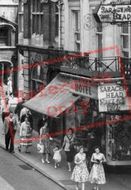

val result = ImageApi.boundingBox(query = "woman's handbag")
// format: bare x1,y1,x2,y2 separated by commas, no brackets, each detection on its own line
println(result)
37,143,44,153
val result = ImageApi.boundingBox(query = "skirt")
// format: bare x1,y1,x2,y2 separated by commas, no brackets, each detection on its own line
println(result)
71,162,89,183
20,135,32,146
65,151,74,163
42,140,50,154
89,163,106,184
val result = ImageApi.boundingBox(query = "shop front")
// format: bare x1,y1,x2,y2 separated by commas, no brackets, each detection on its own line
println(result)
98,82,131,166
23,71,131,166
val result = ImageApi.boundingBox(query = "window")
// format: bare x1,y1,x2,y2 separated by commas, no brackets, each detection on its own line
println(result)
0,27,11,46
121,23,131,58
31,64,47,96
18,0,24,32
32,0,44,34
73,10,80,51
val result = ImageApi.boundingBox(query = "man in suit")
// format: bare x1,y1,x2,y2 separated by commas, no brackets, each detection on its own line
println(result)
3,112,17,153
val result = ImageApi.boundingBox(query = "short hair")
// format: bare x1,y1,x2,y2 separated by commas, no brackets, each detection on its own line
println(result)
56,145,59,149
68,128,74,133
78,145,84,152
94,146,100,151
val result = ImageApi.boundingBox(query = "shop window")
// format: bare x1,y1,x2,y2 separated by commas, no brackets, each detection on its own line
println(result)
31,64,47,96
121,23,131,58
0,27,11,46
106,114,131,161
32,0,44,34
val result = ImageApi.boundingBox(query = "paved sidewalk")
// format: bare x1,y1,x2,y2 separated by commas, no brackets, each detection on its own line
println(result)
0,116,131,190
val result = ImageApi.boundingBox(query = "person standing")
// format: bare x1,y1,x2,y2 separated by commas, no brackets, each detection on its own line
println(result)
62,128,75,172
71,146,89,190
20,107,29,123
7,76,13,97
89,147,106,190
1,98,10,123
14,97,25,121
53,145,62,168
40,118,51,164
18,116,32,153
3,112,17,153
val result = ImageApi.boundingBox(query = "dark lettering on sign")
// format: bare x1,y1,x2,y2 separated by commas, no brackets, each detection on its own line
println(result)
75,83,91,95
107,103,120,111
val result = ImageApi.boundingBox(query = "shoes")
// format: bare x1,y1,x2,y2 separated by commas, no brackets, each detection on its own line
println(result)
10,150,15,153
68,168,71,172
18,147,21,152
54,165,57,169
45,159,50,164
41,159,45,164
25,151,31,153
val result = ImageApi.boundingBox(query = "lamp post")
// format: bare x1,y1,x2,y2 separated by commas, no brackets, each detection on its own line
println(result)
50,0,63,49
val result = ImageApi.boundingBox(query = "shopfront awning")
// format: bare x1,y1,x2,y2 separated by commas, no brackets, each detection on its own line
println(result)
23,73,80,117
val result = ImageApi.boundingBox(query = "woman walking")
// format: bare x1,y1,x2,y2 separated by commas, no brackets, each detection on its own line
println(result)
18,116,32,153
71,146,89,190
89,147,106,190
62,128,75,172
40,118,51,164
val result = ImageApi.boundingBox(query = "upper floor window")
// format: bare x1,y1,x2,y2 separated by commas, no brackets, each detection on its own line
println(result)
71,9,80,51
0,27,11,46
32,0,44,34
96,23,103,58
18,0,24,33
121,23,131,58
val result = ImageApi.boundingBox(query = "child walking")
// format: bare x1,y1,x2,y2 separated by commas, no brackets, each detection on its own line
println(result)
53,145,62,168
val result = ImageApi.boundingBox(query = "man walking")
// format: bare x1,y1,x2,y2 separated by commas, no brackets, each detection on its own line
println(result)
3,112,17,153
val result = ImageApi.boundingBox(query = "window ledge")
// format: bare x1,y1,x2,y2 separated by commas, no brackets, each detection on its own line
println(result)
0,46,16,50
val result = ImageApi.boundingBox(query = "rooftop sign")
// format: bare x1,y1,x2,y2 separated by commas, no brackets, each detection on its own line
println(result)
97,4,131,23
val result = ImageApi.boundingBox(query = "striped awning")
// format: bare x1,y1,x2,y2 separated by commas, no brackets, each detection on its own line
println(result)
24,73,79,117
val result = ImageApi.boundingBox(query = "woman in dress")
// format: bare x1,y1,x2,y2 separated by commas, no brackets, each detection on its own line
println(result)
40,118,51,164
89,147,106,190
18,116,32,153
62,128,75,172
71,146,89,190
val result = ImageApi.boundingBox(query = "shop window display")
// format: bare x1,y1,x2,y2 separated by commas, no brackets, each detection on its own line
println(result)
106,114,131,162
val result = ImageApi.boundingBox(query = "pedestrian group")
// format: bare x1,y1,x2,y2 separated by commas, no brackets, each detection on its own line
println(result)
2,98,106,190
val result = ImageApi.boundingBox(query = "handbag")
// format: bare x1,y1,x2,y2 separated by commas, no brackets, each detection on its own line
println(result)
37,143,44,153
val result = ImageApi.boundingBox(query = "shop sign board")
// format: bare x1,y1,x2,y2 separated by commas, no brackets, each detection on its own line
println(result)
59,73,98,99
98,83,128,112
97,4,131,23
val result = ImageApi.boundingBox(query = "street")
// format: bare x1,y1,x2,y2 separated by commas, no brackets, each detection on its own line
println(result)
0,146,131,190
0,147,63,190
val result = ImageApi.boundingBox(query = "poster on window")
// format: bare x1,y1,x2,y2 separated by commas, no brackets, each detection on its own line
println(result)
98,83,128,112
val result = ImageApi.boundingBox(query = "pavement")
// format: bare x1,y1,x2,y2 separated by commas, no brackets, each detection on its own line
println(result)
0,115,131,190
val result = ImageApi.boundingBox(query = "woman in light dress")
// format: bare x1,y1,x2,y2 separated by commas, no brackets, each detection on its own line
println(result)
18,116,32,153
71,146,89,190
89,147,106,190
40,118,51,164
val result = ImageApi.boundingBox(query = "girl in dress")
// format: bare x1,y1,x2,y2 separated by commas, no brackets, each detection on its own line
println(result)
89,147,106,190
71,146,89,190
53,145,62,168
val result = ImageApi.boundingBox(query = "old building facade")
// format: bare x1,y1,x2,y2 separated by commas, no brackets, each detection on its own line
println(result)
18,0,131,166
0,0,18,94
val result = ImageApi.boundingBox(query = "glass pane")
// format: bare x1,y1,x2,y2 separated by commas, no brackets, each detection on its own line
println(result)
122,23,128,33
123,35,129,48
